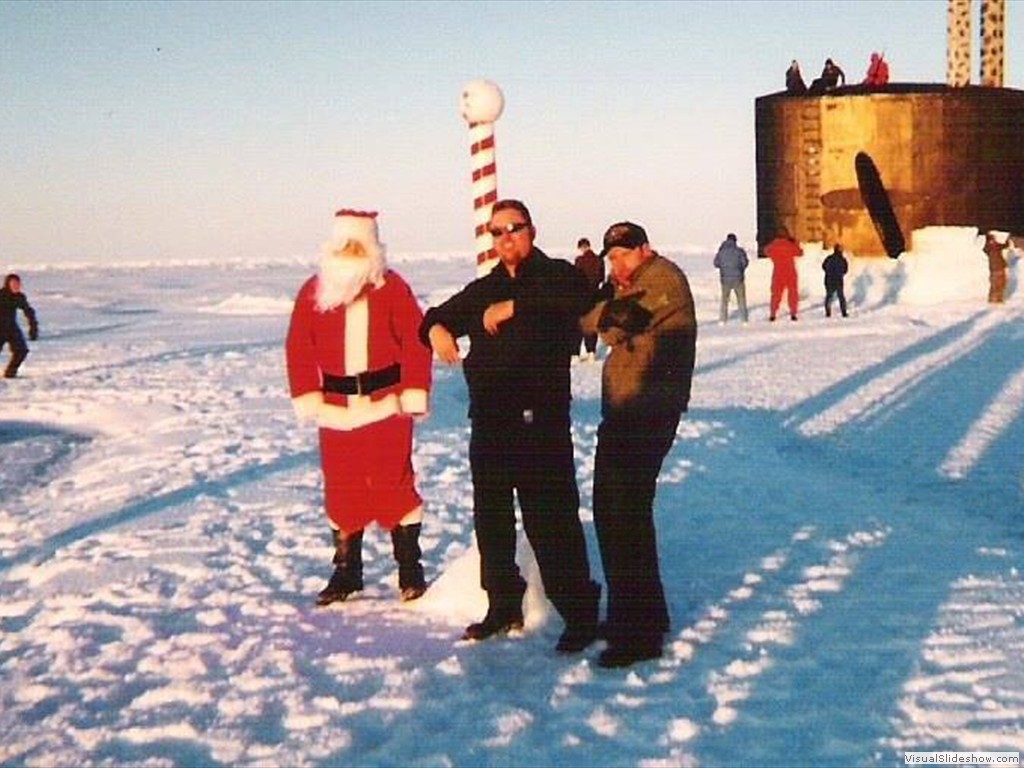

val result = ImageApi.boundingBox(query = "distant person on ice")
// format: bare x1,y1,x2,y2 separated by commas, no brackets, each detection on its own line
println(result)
286,209,433,606
581,221,697,667
713,233,749,323
808,57,845,95
785,60,807,95
764,227,803,321
862,52,889,87
419,199,601,653
983,232,1008,304
1,273,39,379
822,244,849,318
573,237,605,360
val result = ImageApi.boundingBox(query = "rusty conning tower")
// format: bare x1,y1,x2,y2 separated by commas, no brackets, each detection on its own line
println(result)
755,0,1024,257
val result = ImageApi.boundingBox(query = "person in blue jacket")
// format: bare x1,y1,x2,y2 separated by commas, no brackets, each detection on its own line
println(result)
1,274,39,378
713,233,750,323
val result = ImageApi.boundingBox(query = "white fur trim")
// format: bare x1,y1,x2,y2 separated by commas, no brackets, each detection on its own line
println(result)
345,297,369,373
330,214,380,252
317,393,403,431
399,506,423,526
292,391,324,423
399,389,428,415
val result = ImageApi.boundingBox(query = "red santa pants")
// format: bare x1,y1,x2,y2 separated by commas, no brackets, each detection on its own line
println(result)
771,271,799,318
318,415,421,533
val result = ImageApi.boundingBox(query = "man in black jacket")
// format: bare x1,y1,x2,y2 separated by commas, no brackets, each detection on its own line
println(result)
420,199,600,653
1,274,39,379
573,237,604,359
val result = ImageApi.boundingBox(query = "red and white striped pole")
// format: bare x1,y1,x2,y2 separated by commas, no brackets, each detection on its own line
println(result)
460,80,505,276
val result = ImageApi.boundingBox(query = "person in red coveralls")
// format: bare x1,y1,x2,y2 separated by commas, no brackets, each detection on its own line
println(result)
862,52,889,87
764,227,803,321
286,208,433,605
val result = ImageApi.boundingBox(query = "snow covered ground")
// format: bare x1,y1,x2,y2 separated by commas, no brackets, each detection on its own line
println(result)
1,229,1021,767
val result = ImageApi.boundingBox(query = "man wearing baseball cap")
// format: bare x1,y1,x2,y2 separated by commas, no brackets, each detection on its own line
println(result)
582,221,697,667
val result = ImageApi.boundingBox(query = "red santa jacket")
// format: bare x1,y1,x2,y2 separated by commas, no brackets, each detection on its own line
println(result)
764,237,803,277
286,269,432,431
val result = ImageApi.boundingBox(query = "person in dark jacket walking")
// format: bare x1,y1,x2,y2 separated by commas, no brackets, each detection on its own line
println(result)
574,237,605,359
420,199,601,653
713,233,749,323
581,222,697,668
822,244,849,317
1,274,39,379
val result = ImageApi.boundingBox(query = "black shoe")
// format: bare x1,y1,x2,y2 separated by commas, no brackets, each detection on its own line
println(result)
790,314,798,321
556,580,600,652
462,607,525,641
769,315,776,322
316,568,363,606
597,638,663,668
556,623,599,653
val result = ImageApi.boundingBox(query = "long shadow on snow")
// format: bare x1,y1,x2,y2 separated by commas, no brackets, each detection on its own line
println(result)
0,448,317,574
694,319,1024,764
695,342,788,378
799,312,1024,508
63,339,283,377
43,321,134,341
780,310,986,430
0,421,91,504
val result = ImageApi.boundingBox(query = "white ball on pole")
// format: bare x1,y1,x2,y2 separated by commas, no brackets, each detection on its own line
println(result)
460,79,505,125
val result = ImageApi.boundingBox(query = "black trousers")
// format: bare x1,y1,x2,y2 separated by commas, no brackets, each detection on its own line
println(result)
2,328,28,378
469,414,595,623
825,284,847,316
593,412,679,645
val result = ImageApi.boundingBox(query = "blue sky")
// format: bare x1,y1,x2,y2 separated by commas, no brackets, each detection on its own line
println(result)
2,0,1021,263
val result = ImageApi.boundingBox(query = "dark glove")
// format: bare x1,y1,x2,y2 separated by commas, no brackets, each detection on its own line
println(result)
598,295,652,334
29,325,38,341
594,281,615,303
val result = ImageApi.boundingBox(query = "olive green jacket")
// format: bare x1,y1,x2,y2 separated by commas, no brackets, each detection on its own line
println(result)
581,253,697,418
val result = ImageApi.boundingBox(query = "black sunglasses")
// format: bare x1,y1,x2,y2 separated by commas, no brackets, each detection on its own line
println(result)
488,221,530,238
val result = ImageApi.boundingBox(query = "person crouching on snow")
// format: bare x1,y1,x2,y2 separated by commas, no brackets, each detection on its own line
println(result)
286,208,433,605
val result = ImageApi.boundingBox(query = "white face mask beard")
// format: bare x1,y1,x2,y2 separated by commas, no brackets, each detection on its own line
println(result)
315,245,385,312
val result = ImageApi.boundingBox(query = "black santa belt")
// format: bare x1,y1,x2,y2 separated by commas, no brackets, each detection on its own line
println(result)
322,363,401,396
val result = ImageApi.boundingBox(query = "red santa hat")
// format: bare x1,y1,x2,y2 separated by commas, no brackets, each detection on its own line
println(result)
328,209,381,253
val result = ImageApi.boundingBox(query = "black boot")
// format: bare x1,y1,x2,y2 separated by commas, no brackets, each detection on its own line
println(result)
316,529,364,606
4,347,27,378
556,581,601,653
462,589,525,641
390,523,427,602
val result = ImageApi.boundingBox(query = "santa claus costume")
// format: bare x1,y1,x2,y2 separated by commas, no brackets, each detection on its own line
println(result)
286,209,433,604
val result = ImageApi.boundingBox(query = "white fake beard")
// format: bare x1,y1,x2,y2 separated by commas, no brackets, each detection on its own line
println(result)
315,248,385,312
